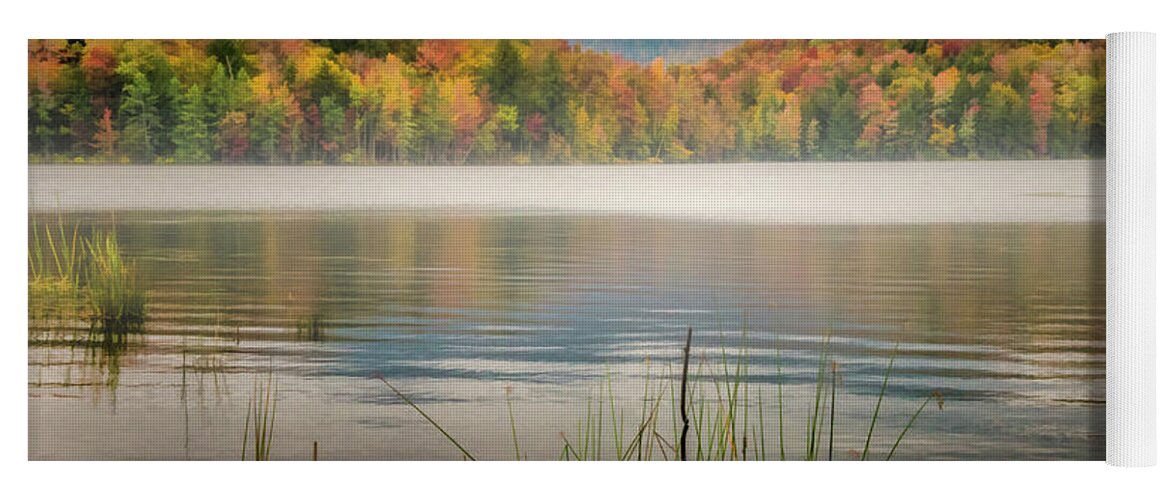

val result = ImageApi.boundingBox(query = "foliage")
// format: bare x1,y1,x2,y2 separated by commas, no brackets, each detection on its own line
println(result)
28,39,1106,165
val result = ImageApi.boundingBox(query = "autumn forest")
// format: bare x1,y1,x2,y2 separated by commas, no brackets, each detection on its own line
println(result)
28,39,1106,165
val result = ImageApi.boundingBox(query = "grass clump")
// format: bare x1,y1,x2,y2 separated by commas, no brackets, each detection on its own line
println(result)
28,222,147,342
84,232,147,340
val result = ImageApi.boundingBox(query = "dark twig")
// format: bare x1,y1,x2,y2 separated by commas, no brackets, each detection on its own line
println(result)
376,375,476,461
679,327,693,461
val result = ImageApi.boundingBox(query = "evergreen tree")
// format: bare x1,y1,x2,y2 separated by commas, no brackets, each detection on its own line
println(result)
173,84,213,163
206,39,253,79
823,92,861,160
252,100,286,164
117,70,161,161
318,39,422,62
28,87,62,156
318,96,347,162
205,63,246,119
115,41,180,157
56,64,94,155
976,82,1033,159
893,83,933,159
533,53,570,135
414,82,454,163
482,40,527,110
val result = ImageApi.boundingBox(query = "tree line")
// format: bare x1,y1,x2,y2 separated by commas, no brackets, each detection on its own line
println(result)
28,39,1105,165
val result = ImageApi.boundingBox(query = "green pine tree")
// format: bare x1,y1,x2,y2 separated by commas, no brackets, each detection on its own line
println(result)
482,40,527,109
117,70,161,161
173,84,213,163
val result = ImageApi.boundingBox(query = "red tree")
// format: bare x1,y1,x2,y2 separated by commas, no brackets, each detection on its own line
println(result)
1029,72,1055,156
91,107,117,159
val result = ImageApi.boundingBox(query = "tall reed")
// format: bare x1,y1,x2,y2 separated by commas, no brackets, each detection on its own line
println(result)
28,220,85,319
241,372,278,461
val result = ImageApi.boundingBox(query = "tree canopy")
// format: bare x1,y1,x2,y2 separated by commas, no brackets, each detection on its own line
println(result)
28,39,1105,165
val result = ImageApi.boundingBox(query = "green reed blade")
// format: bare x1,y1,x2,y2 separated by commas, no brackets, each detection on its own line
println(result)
862,347,897,461
887,395,933,461
506,390,522,461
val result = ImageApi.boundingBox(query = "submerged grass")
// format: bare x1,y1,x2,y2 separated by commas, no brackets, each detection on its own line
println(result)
379,327,944,461
295,313,326,341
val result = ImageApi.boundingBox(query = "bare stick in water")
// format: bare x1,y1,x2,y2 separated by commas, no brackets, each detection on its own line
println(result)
679,327,693,461
376,375,476,461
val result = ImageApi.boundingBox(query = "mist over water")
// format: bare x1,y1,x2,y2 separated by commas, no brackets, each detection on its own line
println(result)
31,161,1103,223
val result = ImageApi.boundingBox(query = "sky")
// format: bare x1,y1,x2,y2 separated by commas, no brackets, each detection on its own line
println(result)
570,39,743,64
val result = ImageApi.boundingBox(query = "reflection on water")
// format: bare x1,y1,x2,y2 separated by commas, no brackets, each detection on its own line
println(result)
28,211,1104,460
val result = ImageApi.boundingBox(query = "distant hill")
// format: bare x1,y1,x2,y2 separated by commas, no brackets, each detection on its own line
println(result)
572,40,743,64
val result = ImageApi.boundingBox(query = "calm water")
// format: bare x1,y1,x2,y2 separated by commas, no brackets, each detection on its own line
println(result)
28,163,1105,460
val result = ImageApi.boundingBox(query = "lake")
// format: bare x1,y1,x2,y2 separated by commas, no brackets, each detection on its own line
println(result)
28,161,1105,460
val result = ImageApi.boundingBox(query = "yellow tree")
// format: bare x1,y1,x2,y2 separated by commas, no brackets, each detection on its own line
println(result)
365,55,417,163
932,67,960,108
439,76,486,164
572,104,611,163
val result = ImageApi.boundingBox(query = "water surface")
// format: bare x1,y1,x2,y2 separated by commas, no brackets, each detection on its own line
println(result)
28,162,1105,460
